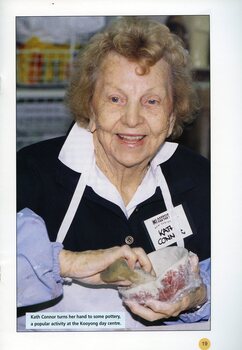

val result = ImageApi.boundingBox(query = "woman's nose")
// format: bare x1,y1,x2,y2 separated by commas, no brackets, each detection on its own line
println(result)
121,102,143,127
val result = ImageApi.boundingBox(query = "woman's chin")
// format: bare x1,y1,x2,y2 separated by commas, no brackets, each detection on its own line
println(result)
113,154,149,170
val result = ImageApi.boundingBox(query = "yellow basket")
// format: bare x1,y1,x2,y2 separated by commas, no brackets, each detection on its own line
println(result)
17,48,75,86
16,37,78,86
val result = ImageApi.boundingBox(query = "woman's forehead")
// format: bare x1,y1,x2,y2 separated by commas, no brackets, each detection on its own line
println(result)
97,52,172,88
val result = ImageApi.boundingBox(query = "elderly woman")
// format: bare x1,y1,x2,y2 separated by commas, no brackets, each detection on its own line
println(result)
17,17,210,328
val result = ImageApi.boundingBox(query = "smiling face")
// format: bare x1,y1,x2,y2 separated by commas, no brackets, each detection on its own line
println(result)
91,52,175,171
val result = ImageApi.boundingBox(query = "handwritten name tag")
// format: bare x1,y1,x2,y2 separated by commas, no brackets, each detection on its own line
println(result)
144,205,193,250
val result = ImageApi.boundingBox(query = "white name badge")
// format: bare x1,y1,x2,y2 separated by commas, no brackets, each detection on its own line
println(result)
144,205,193,250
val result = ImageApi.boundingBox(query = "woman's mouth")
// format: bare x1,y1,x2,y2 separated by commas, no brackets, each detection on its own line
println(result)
116,133,146,146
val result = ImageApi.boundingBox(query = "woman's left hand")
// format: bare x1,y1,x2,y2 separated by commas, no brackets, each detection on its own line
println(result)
124,283,207,321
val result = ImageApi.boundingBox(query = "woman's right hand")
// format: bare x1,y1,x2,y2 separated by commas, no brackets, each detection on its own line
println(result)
59,245,153,285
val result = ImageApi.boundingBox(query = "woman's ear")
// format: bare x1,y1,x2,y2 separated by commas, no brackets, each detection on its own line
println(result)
88,106,97,133
167,113,176,138
88,118,97,133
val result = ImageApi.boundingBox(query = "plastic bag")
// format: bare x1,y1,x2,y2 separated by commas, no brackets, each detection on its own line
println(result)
118,247,202,304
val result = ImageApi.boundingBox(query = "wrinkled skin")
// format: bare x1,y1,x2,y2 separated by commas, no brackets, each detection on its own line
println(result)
124,257,207,321
90,52,175,205
59,244,154,285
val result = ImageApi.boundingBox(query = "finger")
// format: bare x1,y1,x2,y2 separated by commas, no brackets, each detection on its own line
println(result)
124,300,168,321
120,245,136,266
189,253,200,274
146,291,199,317
144,299,182,317
101,245,134,267
180,294,192,311
113,245,141,270
130,247,154,274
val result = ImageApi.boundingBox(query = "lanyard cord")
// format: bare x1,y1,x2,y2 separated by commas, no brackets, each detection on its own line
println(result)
157,166,184,248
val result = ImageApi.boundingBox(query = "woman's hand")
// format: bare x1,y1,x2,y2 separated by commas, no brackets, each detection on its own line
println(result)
124,283,207,321
59,245,153,285
124,254,207,321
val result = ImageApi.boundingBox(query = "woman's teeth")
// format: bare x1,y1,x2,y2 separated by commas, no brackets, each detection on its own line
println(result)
118,134,144,141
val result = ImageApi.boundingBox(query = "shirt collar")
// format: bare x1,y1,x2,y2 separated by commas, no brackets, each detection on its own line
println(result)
58,123,94,173
151,141,178,168
58,123,178,173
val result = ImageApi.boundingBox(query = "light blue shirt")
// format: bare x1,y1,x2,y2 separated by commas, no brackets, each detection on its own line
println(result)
17,208,63,308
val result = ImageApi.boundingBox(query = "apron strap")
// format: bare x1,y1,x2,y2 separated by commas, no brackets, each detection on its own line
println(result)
56,158,94,243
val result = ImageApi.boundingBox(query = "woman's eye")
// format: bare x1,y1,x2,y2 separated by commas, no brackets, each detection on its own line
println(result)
148,99,158,105
111,96,120,103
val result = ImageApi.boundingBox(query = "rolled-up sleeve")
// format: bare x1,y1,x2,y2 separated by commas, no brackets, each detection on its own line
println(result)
17,208,63,307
